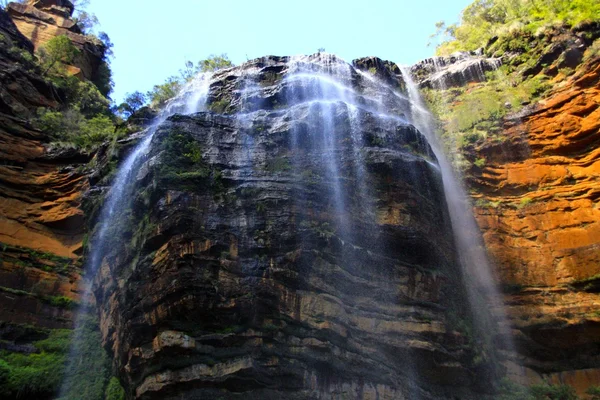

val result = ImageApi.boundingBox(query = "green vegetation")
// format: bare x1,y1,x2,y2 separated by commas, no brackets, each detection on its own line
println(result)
0,314,111,399
498,379,580,400
25,34,122,151
300,220,335,240
0,242,74,274
154,130,228,195
518,197,533,208
104,377,126,400
39,36,79,77
0,286,79,310
147,54,234,108
421,65,552,171
587,386,600,400
117,91,147,118
265,156,292,173
423,0,600,173
431,0,600,55
209,98,230,113
0,329,71,399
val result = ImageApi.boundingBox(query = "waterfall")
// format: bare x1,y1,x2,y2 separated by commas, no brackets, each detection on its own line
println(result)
58,72,212,399
59,54,513,398
399,64,516,370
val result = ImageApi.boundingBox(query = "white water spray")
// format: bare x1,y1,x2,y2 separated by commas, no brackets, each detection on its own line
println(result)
58,72,212,398
399,64,515,367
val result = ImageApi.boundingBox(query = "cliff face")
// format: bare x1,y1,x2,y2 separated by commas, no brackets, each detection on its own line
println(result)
0,9,86,396
6,0,105,81
91,55,491,399
470,55,600,390
412,23,600,394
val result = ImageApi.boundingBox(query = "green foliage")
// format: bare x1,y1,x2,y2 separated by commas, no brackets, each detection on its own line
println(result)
529,384,578,400
36,109,119,151
104,377,126,400
156,131,217,192
209,98,230,114
497,380,580,400
38,35,79,77
518,197,533,208
152,55,234,107
474,157,486,168
147,76,181,108
46,296,77,309
118,91,147,117
32,37,118,151
196,53,233,73
92,60,113,97
433,0,600,55
73,10,98,33
587,386,600,400
0,329,71,399
421,66,552,171
265,156,292,173
583,39,600,63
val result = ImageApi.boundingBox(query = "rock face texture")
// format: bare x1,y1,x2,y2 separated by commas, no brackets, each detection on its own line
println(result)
6,0,105,80
92,55,491,399
467,55,600,389
0,7,84,351
411,52,502,89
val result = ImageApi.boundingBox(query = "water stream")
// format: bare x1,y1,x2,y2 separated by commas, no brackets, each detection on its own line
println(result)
58,73,212,398
399,64,515,367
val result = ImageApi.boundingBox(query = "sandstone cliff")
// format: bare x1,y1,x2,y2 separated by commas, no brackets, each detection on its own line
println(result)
6,0,106,81
0,9,90,399
411,22,600,396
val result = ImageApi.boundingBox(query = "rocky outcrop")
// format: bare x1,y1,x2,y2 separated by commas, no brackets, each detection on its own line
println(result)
6,0,105,81
92,55,493,399
410,51,502,89
465,53,600,392
0,6,85,364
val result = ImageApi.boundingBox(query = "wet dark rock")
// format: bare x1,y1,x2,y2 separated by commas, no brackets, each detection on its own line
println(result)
410,52,502,89
92,55,494,399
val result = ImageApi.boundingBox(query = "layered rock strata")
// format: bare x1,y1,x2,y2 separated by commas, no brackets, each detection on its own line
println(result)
93,55,492,399
0,7,84,352
6,0,105,80
467,56,600,390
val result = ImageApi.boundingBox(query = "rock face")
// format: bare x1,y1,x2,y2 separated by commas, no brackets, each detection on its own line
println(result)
92,55,491,399
0,7,84,355
465,55,600,390
410,52,502,89
6,0,105,81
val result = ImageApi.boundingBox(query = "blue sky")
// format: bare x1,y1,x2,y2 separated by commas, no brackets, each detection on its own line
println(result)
87,0,472,103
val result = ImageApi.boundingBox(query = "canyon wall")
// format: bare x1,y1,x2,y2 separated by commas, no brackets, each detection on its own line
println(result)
91,56,494,399
411,23,600,396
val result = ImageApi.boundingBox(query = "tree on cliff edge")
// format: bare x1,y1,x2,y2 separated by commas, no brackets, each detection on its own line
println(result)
39,35,79,77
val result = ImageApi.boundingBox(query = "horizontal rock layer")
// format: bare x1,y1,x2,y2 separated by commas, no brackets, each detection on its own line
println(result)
467,55,600,390
93,56,491,399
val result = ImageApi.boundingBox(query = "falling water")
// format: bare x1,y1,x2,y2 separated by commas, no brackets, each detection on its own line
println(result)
278,54,437,398
399,64,515,371
58,72,212,398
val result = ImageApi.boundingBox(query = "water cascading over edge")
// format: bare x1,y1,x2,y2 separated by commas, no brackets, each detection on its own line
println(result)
399,63,516,373
58,73,212,398
66,54,495,399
